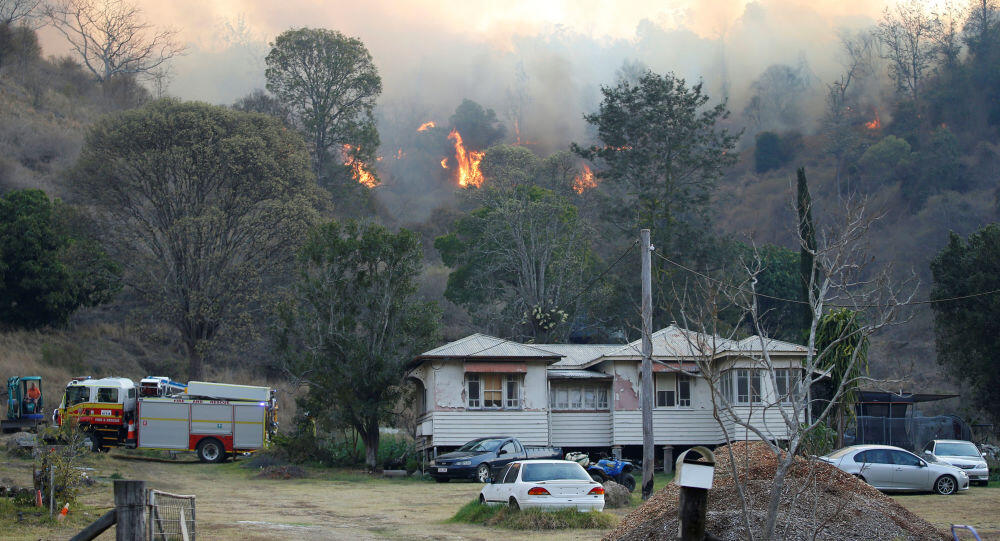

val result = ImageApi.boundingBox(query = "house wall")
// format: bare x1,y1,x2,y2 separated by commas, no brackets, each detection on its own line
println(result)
550,412,613,447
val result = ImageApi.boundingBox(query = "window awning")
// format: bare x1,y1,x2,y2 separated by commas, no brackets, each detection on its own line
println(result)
653,361,699,373
465,362,527,373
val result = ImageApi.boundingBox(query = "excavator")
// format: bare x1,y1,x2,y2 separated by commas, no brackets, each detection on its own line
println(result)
2,376,45,433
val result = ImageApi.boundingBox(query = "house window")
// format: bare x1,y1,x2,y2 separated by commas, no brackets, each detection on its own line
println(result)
468,374,521,410
722,369,764,406
655,374,692,408
550,383,609,411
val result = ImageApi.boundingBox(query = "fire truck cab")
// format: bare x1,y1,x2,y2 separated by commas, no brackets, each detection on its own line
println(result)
53,377,137,450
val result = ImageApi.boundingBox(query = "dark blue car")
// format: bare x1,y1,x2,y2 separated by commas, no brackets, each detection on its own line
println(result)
430,436,562,483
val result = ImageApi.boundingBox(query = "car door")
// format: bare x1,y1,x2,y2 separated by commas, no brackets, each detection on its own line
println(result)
496,440,519,469
855,449,894,488
890,450,930,490
496,463,521,502
483,464,511,502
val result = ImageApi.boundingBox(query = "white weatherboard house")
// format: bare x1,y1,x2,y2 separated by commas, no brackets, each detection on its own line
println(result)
406,325,808,459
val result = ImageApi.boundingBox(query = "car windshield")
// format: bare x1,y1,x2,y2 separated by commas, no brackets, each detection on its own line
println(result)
457,439,504,452
521,462,591,482
935,442,980,457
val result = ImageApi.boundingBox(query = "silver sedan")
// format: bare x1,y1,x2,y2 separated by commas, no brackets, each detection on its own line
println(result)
819,445,969,495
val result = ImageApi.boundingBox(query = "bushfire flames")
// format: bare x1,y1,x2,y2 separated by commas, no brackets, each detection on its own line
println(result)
865,110,881,130
343,144,378,188
446,129,484,188
572,164,597,194
417,121,435,132
440,158,448,169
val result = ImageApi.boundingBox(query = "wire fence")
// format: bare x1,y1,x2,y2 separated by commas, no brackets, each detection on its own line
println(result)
147,489,196,541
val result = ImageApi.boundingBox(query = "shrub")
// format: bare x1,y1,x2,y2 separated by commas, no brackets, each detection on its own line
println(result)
449,499,617,530
754,131,800,173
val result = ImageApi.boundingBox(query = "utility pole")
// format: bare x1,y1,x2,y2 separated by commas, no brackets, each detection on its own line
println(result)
640,229,654,500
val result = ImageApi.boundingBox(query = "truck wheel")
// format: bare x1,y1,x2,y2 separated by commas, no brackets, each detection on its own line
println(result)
620,473,636,493
476,464,492,483
196,438,225,463
86,432,105,453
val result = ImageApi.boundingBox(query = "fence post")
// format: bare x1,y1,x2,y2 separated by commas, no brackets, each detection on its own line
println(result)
114,480,146,541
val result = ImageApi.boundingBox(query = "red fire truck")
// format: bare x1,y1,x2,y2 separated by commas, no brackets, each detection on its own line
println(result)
54,377,277,462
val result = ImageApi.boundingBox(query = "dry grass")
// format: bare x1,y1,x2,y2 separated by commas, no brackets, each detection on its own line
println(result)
892,485,1000,540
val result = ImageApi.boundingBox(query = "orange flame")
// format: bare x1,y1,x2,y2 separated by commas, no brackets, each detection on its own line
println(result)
396,149,405,160
572,164,597,194
440,158,448,169
865,109,881,130
417,121,436,132
447,129,484,188
342,144,378,188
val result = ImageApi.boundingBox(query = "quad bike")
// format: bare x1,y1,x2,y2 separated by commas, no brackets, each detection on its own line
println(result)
566,452,637,493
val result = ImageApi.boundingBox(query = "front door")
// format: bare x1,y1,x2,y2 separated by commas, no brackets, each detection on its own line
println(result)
890,450,930,490
496,440,519,469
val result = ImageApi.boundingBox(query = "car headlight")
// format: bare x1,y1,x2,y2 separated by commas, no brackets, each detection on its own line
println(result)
456,460,471,466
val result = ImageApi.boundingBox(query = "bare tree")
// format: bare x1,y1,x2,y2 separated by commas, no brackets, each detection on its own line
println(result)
667,196,916,540
877,0,942,102
1,0,42,26
46,0,184,82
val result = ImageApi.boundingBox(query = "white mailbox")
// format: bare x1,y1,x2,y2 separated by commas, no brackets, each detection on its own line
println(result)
675,446,716,490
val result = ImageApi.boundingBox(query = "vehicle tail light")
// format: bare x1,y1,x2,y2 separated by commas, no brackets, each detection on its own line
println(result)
588,486,605,495
527,487,550,496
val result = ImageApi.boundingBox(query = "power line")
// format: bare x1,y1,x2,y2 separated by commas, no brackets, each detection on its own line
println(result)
653,250,1000,307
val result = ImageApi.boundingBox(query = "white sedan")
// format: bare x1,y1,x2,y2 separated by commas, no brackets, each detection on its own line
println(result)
479,460,605,512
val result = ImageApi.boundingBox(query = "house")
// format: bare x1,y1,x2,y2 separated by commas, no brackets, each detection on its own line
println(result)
406,325,810,461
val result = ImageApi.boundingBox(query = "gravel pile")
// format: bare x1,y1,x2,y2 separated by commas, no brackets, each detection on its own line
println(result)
605,442,946,541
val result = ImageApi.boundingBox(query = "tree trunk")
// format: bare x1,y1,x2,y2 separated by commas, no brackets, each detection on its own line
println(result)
835,409,846,449
763,456,791,541
362,427,380,473
185,341,203,381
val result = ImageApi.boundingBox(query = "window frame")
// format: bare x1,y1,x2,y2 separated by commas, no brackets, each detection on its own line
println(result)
549,382,610,411
467,373,522,411
723,369,766,406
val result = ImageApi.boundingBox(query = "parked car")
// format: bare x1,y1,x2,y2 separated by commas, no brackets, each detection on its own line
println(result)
479,460,605,511
429,436,562,483
819,445,969,495
921,439,990,486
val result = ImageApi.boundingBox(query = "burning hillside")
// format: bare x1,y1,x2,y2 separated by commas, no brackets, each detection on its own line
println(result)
343,144,378,188
573,164,597,194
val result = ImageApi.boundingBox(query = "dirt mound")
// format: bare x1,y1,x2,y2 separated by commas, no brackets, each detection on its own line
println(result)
255,465,307,480
605,442,946,541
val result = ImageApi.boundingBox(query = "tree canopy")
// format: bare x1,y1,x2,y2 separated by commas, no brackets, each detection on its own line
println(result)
74,99,324,379
931,225,1000,424
0,189,119,328
265,27,382,186
277,220,439,471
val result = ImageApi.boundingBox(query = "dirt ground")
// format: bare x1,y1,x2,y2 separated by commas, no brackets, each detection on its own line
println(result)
0,449,996,540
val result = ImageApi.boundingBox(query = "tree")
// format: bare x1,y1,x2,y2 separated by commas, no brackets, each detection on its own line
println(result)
0,189,119,328
823,28,877,193
277,220,439,472
435,181,595,343
46,0,184,82
265,28,382,184
232,89,292,127
816,308,869,448
73,99,323,379
796,168,817,336
877,0,942,102
753,131,799,173
743,62,811,132
931,225,1000,424
0,0,41,26
449,98,505,151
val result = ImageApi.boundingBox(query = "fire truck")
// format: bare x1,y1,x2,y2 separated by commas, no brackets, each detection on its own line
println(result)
54,376,277,463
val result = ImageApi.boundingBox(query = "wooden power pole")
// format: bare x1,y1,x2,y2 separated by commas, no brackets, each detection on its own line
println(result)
640,229,654,500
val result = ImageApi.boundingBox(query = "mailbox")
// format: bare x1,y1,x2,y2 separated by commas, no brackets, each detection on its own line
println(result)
675,446,716,489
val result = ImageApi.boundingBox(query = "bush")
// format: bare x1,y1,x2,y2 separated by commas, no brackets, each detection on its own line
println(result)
449,499,616,530
274,427,417,469
754,131,800,173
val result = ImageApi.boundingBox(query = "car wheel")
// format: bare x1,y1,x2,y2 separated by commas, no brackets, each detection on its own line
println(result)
620,473,637,493
934,475,957,495
434,477,450,483
196,438,225,463
508,497,520,511
479,494,486,505
590,472,606,483
853,474,867,484
477,464,492,483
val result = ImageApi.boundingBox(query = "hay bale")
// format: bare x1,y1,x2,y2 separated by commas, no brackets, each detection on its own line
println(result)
605,442,947,541
602,480,631,509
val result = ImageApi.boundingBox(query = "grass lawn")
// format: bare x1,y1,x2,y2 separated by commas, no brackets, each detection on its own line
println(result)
892,480,1000,540
628,471,675,507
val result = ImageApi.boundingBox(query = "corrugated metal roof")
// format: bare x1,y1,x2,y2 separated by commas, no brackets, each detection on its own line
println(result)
604,325,805,359
417,333,561,359
734,336,807,353
546,369,613,380
542,344,622,367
